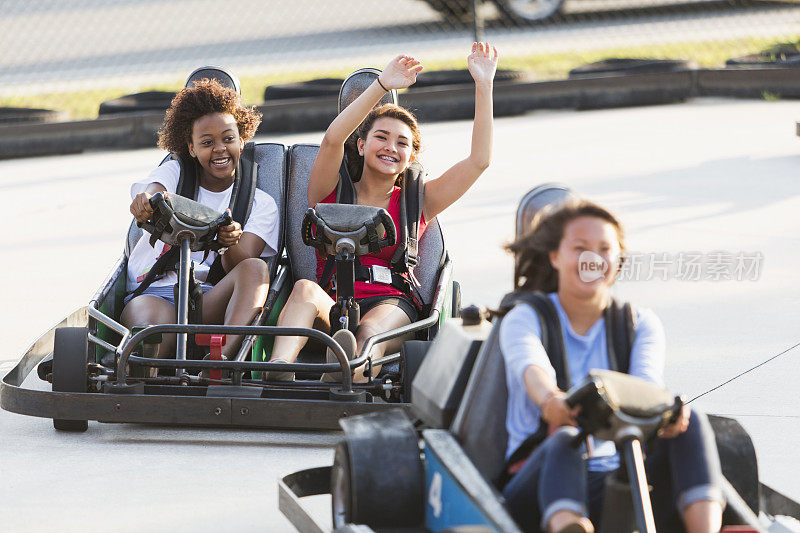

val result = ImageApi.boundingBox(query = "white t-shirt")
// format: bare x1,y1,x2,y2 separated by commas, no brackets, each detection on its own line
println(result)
125,159,280,293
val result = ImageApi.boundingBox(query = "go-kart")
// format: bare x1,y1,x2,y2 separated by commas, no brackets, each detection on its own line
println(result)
279,314,800,533
278,185,800,532
0,68,460,432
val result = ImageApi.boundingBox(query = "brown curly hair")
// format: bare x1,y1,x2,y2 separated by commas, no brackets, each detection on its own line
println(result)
157,78,262,156
507,199,626,293
344,103,422,183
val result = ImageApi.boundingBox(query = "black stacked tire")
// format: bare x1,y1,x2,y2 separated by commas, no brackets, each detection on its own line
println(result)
569,58,692,78
98,91,176,116
263,78,343,101
52,327,89,432
0,107,65,125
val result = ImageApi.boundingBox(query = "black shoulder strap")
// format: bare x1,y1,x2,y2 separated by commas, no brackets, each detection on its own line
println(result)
499,291,570,391
336,157,357,204
391,161,425,271
127,246,180,299
603,298,637,375
176,153,198,199
206,142,258,285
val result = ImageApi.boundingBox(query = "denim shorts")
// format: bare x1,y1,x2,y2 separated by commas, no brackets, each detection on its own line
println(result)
124,283,214,306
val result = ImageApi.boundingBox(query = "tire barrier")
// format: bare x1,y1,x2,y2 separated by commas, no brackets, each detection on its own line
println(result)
6,66,800,159
0,107,66,125
98,91,176,116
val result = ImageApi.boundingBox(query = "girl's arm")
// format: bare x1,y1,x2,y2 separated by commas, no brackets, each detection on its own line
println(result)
130,183,167,223
307,55,423,206
422,42,498,221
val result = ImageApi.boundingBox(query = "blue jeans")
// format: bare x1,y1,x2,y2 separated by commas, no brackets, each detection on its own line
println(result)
503,411,725,532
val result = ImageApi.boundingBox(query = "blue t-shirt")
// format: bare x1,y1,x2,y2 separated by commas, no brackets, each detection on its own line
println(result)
499,292,665,471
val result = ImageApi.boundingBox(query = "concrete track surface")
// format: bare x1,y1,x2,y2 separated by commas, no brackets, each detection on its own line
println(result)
1,98,799,531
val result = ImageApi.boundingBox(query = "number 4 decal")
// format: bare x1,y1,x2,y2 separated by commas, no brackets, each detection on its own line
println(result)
428,472,443,518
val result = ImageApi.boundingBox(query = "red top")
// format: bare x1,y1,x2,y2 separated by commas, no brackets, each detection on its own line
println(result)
315,186,427,300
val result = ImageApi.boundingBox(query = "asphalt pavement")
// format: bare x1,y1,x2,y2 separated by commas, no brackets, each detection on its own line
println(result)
1,98,799,531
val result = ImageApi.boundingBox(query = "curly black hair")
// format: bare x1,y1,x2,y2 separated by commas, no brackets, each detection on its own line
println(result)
157,78,262,156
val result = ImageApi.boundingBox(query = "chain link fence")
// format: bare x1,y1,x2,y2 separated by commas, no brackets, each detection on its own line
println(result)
1,0,799,121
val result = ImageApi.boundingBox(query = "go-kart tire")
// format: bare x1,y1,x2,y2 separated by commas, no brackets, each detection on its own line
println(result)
568,58,692,78
450,280,462,318
52,327,89,432
0,107,65,125
401,340,432,402
98,91,176,116
331,421,424,528
263,78,343,101
494,0,565,24
331,441,354,528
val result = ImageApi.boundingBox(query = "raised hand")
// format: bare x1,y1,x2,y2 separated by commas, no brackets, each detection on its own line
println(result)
378,55,424,90
467,42,499,85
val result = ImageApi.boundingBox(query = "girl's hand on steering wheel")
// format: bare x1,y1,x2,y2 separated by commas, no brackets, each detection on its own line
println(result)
379,55,423,90
658,406,691,439
468,42,499,85
218,212,243,248
541,391,580,428
131,192,158,224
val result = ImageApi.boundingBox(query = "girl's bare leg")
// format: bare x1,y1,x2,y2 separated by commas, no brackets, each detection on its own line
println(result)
682,500,723,533
202,257,270,358
120,295,177,358
353,304,413,383
270,279,335,363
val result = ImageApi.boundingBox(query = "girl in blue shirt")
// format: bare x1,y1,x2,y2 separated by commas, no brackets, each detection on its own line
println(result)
499,200,725,533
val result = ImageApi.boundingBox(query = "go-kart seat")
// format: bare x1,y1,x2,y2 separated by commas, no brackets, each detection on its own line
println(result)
285,143,447,310
449,317,510,484
125,142,287,284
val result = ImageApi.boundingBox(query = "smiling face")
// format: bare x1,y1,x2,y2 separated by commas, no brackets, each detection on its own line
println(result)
549,216,622,299
188,112,244,191
357,117,416,179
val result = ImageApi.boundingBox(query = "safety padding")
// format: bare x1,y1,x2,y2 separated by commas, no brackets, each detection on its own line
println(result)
253,142,288,280
285,143,448,309
286,143,320,282
125,142,287,281
450,318,510,485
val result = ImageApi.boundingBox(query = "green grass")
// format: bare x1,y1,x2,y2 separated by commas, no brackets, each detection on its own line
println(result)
3,34,798,120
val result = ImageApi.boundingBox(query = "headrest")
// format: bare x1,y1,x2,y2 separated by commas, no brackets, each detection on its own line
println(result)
515,183,578,239
185,66,242,95
338,68,398,114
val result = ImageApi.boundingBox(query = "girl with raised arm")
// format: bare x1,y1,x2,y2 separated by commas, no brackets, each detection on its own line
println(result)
266,43,499,381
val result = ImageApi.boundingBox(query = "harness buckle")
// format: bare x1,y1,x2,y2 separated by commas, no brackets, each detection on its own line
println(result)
370,265,393,285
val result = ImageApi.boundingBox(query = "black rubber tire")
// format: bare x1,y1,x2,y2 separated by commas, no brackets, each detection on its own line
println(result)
263,78,344,101
494,0,565,24
411,68,530,88
568,58,693,78
98,91,176,116
331,420,425,528
726,43,800,68
0,107,65,125
331,441,354,529
401,340,432,402
450,280,462,318
424,0,474,25
52,327,89,432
